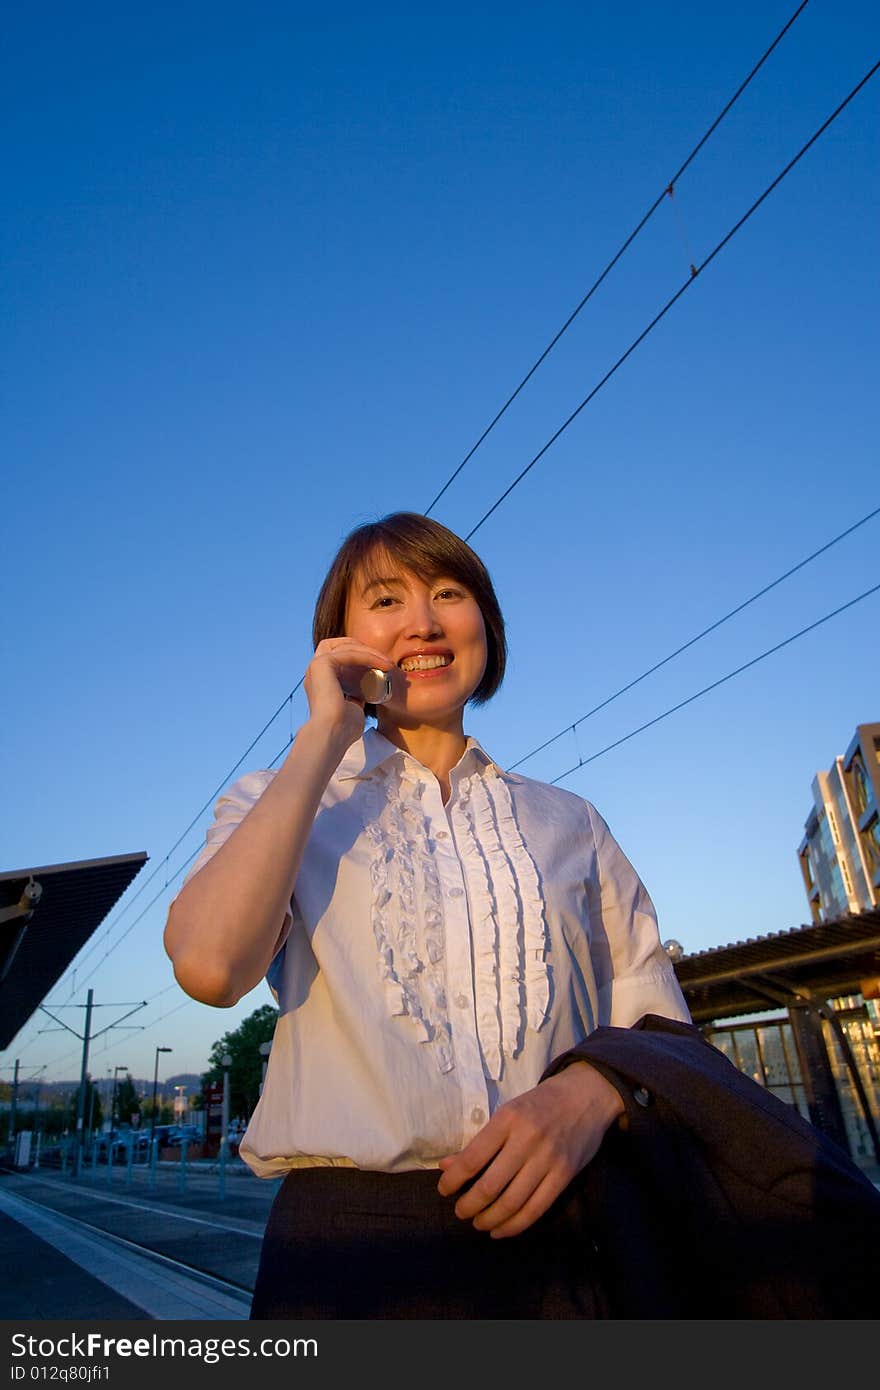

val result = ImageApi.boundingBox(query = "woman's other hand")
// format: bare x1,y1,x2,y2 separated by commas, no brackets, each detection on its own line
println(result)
436,1063,624,1238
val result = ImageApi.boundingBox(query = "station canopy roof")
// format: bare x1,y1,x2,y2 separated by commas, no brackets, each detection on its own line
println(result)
673,907,880,1023
0,852,148,1050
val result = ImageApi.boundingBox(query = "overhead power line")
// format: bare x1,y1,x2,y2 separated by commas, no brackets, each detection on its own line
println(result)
423,0,811,516
36,49,877,1026
509,504,880,771
548,582,880,786
464,57,880,542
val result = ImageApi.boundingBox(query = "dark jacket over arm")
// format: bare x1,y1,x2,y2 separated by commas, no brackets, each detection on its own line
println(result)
542,1014,880,1318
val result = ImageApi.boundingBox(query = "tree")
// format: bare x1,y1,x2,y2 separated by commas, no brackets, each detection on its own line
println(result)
202,1004,278,1121
68,1079,102,1133
142,1096,174,1125
115,1074,140,1127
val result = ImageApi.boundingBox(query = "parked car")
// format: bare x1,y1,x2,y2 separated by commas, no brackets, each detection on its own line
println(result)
127,1132,152,1158
165,1124,203,1147
93,1131,125,1163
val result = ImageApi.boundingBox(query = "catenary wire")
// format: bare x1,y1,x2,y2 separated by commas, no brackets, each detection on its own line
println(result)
15,1,816,1005
509,503,880,771
37,56,873,1023
27,55,877,1059
422,0,811,515
463,57,880,542
548,582,880,786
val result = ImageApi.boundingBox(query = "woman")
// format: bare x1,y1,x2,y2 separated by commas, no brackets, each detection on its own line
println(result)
164,510,692,1318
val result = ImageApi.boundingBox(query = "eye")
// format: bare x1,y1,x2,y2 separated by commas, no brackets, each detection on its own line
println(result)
371,593,398,609
435,586,463,600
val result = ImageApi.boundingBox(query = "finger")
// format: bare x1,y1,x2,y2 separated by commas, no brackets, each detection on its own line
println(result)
436,1126,507,1198
453,1144,537,1223
314,638,394,668
486,1171,569,1240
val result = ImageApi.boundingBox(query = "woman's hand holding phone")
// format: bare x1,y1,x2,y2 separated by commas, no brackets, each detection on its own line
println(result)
305,638,395,743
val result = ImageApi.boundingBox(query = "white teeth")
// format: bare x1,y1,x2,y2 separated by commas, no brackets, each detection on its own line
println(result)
399,654,452,672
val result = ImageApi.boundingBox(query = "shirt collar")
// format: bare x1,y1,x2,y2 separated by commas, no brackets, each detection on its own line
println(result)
336,726,525,784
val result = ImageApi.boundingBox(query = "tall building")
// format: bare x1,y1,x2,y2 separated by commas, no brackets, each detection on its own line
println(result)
798,722,880,923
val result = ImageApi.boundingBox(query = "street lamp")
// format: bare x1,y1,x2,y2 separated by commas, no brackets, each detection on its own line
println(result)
259,1040,272,1096
150,1047,173,1146
218,1052,232,1199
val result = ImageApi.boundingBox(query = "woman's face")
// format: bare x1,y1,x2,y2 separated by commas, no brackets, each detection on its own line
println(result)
344,554,488,730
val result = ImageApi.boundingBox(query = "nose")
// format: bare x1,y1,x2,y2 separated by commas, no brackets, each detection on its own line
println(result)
405,592,443,638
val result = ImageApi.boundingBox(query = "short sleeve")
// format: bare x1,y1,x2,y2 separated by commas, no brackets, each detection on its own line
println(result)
584,801,691,1028
177,769,279,893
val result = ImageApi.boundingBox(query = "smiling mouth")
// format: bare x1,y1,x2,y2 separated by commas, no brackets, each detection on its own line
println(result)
398,654,453,673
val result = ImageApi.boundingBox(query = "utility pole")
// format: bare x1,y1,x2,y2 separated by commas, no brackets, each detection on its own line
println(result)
8,1059,20,1148
150,1047,173,1146
37,989,147,1182
86,1075,96,1139
74,990,94,1177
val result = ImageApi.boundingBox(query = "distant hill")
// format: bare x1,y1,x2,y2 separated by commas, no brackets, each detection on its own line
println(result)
3,1073,203,1105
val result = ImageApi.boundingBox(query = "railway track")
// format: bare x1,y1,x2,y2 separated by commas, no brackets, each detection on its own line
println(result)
0,1171,263,1319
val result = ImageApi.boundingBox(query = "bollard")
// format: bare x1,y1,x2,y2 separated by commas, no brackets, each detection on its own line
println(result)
178,1137,188,1196
218,1135,227,1201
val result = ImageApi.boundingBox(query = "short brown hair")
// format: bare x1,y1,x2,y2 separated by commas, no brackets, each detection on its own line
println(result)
312,512,506,706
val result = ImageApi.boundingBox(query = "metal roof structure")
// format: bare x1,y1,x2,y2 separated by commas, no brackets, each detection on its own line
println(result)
673,907,880,1023
0,852,148,1049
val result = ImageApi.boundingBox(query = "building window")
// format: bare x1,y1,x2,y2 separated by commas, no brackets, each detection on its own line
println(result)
862,814,880,874
850,754,875,818
801,846,816,890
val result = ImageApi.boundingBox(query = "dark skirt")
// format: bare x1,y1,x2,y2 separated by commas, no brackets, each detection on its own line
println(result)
249,1166,605,1319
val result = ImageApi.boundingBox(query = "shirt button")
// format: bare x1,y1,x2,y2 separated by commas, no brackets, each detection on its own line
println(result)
449,887,463,898
455,993,469,1009
435,830,449,840
633,1087,650,1107
470,1107,485,1125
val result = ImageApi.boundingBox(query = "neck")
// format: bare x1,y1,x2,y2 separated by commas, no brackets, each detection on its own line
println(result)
375,714,468,798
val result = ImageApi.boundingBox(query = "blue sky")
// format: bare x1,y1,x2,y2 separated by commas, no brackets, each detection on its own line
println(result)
3,1,878,1091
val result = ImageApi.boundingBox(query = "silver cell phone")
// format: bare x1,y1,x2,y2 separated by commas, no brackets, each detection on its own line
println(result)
358,668,393,705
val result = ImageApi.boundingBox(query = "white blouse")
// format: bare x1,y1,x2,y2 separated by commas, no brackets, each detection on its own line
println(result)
182,728,690,1178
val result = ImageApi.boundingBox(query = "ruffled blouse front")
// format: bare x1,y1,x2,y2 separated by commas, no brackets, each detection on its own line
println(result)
361,755,550,1082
